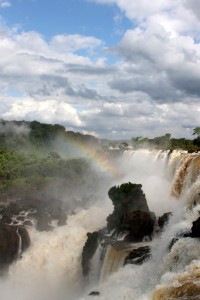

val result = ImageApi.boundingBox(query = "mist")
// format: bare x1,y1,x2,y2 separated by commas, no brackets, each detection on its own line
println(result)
0,145,189,300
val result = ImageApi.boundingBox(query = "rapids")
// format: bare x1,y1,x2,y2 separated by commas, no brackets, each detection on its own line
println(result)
1,149,200,300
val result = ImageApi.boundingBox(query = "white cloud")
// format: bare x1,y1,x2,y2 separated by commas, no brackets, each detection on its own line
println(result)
0,1,11,8
1,0,200,139
1,98,83,127
50,34,102,53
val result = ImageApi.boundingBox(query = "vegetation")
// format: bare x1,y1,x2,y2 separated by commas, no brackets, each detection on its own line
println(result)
131,132,199,150
0,148,91,193
193,127,200,148
0,119,99,154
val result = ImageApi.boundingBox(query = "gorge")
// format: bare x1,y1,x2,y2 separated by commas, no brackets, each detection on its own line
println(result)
0,148,200,300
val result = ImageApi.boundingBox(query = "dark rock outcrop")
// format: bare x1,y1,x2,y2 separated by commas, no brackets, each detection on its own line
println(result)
124,211,154,241
124,246,151,265
158,212,172,229
81,182,156,278
191,217,200,237
82,231,99,277
106,183,155,241
89,291,100,296
0,224,30,273
169,216,200,251
18,226,31,252
0,196,67,231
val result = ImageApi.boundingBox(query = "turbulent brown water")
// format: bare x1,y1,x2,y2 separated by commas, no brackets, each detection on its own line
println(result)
1,149,200,300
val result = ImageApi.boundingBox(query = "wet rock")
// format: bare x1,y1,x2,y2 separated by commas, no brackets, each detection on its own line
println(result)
82,231,99,277
0,224,30,273
36,212,52,232
0,196,67,231
170,216,200,250
124,211,154,241
124,246,151,265
23,220,33,227
191,217,200,237
158,212,172,229
107,183,150,232
18,226,31,252
17,216,25,221
169,232,191,251
89,291,100,296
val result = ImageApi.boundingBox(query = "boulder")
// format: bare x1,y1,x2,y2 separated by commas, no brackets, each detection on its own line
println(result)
89,291,100,296
124,246,151,265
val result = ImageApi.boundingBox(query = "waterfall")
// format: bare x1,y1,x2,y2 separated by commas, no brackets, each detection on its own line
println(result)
16,227,22,259
80,149,200,300
100,246,128,281
1,149,200,300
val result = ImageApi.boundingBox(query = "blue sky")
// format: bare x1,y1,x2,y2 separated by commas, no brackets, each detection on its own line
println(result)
0,0,200,139
0,0,131,44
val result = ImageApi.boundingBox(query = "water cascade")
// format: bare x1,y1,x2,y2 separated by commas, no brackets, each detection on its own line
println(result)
0,149,200,300
100,245,128,281
81,149,200,300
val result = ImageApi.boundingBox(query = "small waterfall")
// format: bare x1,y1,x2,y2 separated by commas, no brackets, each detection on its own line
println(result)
171,153,200,198
100,245,128,281
168,150,185,179
16,227,22,258
88,245,103,286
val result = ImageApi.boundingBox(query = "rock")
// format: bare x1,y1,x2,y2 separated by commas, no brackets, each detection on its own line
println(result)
0,224,30,273
170,216,200,249
36,212,52,232
23,220,33,227
89,291,100,296
18,226,31,252
124,211,154,241
82,231,99,277
107,183,150,232
0,196,67,231
17,216,25,221
124,246,151,265
158,212,172,229
169,232,191,251
191,217,200,237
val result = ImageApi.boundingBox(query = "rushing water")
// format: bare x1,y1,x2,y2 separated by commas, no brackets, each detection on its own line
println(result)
1,149,200,300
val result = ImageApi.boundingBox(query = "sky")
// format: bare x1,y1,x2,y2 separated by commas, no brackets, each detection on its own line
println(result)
0,0,200,139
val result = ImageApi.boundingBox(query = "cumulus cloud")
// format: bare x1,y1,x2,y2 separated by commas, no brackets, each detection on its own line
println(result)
1,0,200,139
1,98,83,127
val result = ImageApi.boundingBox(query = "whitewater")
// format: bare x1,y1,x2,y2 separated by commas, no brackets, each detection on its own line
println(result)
1,149,200,300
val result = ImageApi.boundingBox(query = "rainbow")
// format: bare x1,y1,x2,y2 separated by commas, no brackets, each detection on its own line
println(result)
65,138,123,179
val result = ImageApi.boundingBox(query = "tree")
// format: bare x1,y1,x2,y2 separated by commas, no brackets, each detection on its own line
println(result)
193,127,200,137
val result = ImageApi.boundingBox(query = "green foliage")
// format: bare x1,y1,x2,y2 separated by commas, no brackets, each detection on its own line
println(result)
0,119,99,154
193,127,200,137
0,149,90,191
131,132,197,150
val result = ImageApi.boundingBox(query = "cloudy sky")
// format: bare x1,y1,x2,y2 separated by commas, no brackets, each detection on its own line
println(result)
0,0,200,139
